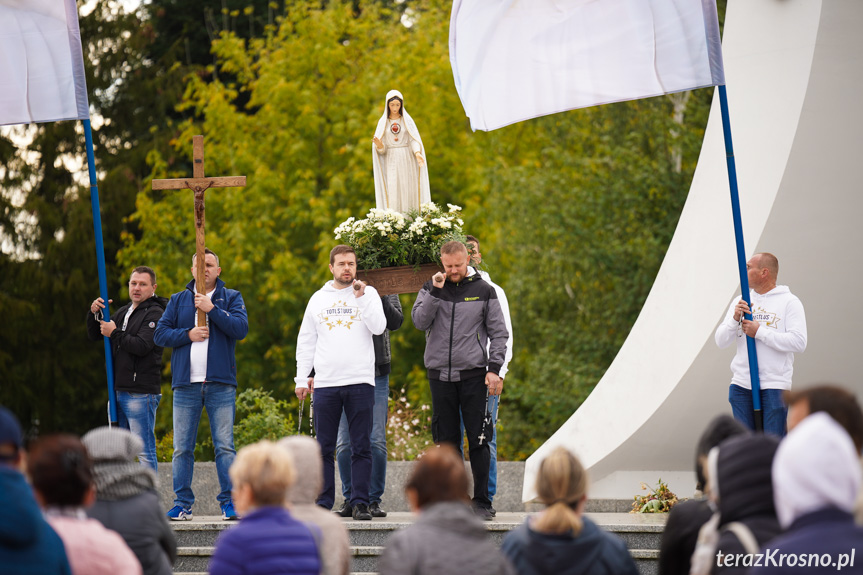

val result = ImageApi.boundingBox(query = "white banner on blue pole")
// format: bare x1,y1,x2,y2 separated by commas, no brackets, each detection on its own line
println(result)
450,0,725,132
0,0,89,127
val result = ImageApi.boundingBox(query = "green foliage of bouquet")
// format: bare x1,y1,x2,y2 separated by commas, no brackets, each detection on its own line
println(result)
631,479,679,513
387,388,432,461
334,202,467,270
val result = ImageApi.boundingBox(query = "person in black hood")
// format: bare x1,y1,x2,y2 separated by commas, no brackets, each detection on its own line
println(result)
701,434,781,575
501,447,638,575
659,415,749,575
87,266,167,471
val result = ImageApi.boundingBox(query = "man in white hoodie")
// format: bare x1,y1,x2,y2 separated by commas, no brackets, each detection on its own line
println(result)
295,245,386,520
715,252,807,437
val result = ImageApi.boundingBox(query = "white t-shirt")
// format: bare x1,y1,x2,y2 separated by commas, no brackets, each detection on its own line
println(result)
121,304,135,331
189,288,215,383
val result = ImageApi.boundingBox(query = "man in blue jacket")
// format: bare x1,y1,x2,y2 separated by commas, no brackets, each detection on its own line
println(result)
155,248,248,521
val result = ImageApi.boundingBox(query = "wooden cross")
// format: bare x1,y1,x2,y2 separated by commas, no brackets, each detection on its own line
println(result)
152,135,246,326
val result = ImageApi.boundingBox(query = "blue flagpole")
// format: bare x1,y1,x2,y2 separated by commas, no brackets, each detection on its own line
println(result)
83,119,117,426
717,85,763,431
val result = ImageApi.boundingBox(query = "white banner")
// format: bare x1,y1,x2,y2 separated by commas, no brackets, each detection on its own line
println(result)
450,0,725,131
0,0,89,126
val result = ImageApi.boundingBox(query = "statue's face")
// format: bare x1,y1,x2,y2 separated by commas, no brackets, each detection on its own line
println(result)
388,98,402,117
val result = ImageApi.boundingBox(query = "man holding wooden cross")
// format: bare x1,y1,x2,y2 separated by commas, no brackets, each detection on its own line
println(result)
155,248,248,521
151,135,248,521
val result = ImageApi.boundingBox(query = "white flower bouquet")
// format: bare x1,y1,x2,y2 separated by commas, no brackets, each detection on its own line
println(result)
334,202,467,270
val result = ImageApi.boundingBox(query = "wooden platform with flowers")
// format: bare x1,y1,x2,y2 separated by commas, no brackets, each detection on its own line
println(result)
334,202,465,295
358,263,443,295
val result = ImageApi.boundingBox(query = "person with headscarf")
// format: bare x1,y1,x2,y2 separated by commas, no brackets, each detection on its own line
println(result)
751,412,863,574
658,415,748,575
372,89,431,213
279,436,350,575
82,427,176,575
500,446,638,575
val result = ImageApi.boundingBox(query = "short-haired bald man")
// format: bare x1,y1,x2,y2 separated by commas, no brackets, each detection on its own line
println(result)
715,252,807,437
412,240,509,520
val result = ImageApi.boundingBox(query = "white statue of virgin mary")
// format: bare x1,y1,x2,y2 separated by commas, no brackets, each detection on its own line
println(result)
372,90,431,213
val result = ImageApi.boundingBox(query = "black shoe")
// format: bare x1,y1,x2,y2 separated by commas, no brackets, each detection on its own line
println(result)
488,505,497,517
472,504,494,521
369,502,388,518
335,500,353,518
352,503,373,521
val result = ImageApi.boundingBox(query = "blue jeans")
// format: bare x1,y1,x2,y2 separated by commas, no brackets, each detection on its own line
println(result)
728,384,787,437
336,374,389,505
314,384,374,509
172,382,236,508
459,394,499,502
116,391,161,472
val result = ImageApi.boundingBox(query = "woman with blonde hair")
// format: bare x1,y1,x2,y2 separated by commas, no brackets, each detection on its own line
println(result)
208,440,321,575
501,447,638,575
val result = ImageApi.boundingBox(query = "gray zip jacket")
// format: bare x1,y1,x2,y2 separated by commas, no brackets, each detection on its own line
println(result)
412,274,508,382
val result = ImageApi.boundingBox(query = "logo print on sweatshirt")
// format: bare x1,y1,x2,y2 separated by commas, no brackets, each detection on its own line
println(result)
318,300,361,330
752,305,779,328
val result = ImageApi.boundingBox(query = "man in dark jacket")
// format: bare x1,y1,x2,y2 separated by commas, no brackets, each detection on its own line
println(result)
412,241,509,520
87,265,166,472
334,293,403,518
155,248,249,521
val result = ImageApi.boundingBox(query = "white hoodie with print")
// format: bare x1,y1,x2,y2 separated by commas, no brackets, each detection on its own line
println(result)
715,285,807,390
295,281,386,390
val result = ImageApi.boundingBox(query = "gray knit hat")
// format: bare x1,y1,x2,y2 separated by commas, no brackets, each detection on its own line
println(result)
82,426,156,501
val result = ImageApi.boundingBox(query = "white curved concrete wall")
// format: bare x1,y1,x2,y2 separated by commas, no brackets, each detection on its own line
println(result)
524,0,863,500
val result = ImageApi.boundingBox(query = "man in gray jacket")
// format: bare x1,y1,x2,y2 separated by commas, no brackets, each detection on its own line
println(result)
412,241,509,520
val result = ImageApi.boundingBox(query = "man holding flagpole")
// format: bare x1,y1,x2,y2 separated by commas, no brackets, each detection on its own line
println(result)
715,253,807,437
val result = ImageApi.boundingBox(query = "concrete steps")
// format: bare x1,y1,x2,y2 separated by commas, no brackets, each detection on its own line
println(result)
170,512,665,575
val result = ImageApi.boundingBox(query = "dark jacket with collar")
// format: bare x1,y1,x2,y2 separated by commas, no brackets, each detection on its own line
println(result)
154,278,248,388
374,294,403,377
87,295,168,394
501,516,638,575
412,274,508,382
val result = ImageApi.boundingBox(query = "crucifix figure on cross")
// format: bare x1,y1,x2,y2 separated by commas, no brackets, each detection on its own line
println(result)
152,135,246,326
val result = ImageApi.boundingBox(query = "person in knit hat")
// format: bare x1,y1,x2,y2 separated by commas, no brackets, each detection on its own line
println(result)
83,426,177,575
279,435,350,575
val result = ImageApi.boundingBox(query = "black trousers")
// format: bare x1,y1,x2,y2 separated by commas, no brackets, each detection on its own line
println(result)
429,374,491,507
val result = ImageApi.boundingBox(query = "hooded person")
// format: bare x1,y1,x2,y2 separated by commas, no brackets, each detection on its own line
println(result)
691,433,781,575
372,89,431,213
0,406,72,574
751,412,863,574
658,415,748,575
378,444,515,575
278,436,350,575
82,427,177,575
